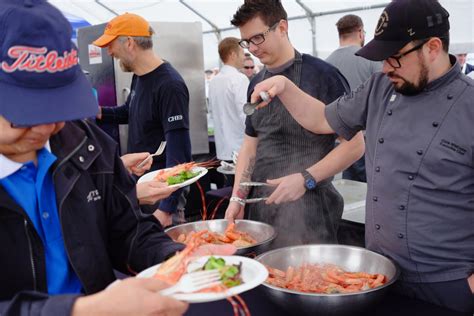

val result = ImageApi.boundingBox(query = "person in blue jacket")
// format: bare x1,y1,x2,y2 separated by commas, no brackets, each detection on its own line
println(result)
0,1,233,315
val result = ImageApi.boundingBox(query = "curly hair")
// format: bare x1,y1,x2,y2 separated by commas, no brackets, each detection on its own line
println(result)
231,0,287,27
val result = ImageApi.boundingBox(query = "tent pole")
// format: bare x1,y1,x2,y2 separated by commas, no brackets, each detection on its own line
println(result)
179,0,221,43
295,0,317,57
95,0,119,16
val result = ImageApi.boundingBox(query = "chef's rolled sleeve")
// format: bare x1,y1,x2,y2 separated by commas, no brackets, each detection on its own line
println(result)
325,77,381,140
325,99,359,141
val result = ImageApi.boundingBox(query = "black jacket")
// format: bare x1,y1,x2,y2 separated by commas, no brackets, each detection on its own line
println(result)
465,62,474,75
0,120,183,315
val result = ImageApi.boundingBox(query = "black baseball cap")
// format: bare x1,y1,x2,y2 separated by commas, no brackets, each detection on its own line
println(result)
356,0,450,61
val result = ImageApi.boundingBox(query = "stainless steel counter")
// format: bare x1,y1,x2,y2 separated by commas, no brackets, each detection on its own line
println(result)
333,179,367,224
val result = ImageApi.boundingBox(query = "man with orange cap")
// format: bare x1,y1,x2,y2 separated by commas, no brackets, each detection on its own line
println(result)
94,13,192,227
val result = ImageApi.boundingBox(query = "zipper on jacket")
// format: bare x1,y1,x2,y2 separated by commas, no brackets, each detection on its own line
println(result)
24,219,38,291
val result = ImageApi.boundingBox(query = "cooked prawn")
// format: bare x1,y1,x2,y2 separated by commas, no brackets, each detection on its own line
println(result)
152,231,251,316
154,160,218,183
266,263,387,294
173,222,257,248
154,231,206,284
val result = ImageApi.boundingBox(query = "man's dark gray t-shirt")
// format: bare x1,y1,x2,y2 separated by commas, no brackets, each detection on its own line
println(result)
326,45,382,90
326,57,474,283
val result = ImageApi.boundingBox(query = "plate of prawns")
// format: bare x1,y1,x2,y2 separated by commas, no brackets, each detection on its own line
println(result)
138,160,217,188
137,233,268,303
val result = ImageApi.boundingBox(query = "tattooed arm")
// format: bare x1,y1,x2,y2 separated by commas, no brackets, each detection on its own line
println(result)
224,135,258,221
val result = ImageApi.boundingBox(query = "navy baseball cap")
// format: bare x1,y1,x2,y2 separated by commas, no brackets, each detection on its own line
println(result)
356,0,450,61
0,0,98,126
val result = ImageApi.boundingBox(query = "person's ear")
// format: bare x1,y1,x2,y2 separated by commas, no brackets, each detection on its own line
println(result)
425,37,443,60
278,20,288,36
231,50,237,59
125,36,135,50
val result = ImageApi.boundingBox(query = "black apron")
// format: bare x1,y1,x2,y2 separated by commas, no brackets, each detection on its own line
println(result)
246,50,344,248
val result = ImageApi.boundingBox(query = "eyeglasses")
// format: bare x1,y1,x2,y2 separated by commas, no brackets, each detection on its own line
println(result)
244,66,255,69
386,39,430,69
239,21,280,49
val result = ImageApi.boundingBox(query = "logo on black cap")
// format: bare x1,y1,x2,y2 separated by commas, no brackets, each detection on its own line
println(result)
375,11,389,36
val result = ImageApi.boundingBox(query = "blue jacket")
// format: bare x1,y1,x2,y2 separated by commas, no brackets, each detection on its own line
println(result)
0,120,183,315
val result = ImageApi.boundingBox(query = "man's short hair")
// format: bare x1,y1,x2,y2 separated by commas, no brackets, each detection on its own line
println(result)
231,0,287,27
218,37,241,63
118,26,155,50
336,14,363,36
244,56,254,63
414,32,450,53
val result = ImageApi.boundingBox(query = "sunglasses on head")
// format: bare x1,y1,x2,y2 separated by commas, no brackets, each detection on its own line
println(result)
244,66,255,69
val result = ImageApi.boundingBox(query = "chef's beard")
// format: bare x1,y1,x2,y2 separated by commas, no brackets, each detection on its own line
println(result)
388,59,429,96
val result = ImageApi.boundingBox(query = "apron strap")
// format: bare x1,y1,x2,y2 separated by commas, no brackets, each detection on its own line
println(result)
261,49,304,87
293,49,303,88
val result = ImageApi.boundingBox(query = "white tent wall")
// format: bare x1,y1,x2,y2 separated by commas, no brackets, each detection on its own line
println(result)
50,0,474,69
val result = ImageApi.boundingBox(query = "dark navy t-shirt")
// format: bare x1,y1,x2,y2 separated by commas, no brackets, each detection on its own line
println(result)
101,62,191,213
102,62,190,167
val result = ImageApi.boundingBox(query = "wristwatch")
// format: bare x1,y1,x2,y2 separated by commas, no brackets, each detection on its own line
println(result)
301,170,317,190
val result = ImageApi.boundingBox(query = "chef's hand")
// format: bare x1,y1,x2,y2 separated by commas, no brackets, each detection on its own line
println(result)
121,152,152,176
137,181,177,205
154,208,173,228
265,173,306,204
71,277,188,316
251,75,289,110
224,201,245,222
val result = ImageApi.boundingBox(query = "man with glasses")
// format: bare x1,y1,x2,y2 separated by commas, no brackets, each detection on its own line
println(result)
326,14,383,183
455,52,474,75
245,0,474,312
225,0,365,248
242,53,257,80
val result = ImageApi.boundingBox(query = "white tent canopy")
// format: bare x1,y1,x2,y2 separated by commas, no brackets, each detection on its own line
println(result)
50,0,474,69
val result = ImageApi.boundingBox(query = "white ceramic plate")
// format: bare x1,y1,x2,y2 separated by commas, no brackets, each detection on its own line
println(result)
216,165,235,175
136,255,268,303
137,166,208,189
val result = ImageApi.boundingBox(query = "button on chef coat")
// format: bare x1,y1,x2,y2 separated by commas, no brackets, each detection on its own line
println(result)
325,56,474,283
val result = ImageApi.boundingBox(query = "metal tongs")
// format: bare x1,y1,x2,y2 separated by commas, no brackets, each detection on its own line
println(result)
243,91,271,116
237,181,276,203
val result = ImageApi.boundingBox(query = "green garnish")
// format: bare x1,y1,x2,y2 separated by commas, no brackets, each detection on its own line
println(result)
202,256,242,288
167,170,199,185
204,257,226,270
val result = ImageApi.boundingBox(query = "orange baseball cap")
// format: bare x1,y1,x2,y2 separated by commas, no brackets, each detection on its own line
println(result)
93,13,151,47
